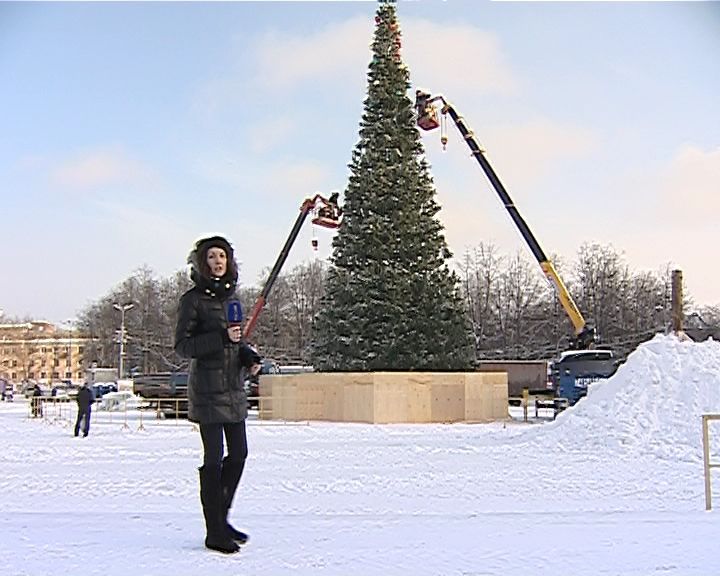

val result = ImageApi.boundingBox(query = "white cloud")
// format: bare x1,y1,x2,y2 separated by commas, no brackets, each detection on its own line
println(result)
242,13,589,200
252,17,373,90
249,16,518,99
51,147,158,192
480,118,596,189
402,19,518,98
578,144,720,306
658,144,720,225
425,116,597,254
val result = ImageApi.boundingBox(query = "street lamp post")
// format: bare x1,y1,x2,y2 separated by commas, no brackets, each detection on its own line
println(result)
62,319,75,383
113,303,134,379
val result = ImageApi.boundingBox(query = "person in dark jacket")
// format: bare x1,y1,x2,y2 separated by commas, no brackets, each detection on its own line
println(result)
174,235,261,555
74,382,95,437
31,384,43,418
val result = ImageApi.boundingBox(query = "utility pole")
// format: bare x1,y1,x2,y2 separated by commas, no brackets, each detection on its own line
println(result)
671,270,683,334
113,303,134,379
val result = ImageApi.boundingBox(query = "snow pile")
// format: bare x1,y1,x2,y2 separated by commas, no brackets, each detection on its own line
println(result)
534,334,720,462
98,391,147,411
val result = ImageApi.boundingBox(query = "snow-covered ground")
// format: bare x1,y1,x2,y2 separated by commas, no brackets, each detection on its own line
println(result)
1,334,719,576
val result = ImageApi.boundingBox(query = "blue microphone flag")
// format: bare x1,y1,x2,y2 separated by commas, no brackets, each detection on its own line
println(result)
227,299,243,326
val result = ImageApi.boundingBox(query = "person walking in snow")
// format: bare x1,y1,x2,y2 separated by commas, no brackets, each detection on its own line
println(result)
74,381,95,437
174,235,261,555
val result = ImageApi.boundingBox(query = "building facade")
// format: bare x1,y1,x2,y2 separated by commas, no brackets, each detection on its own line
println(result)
0,321,88,385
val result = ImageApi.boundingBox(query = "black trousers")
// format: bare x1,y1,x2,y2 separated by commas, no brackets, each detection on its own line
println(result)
74,406,92,436
199,421,248,467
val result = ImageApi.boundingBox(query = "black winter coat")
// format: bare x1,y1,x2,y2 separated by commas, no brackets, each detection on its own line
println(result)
174,288,260,424
76,386,94,410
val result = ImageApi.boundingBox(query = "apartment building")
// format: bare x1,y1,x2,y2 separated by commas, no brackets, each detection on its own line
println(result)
0,321,89,384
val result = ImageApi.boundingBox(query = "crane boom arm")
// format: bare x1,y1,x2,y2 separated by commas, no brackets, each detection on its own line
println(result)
416,92,594,348
243,194,340,340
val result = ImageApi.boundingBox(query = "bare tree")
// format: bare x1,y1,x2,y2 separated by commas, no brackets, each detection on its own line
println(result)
76,266,192,374
573,243,626,342
286,260,327,363
457,243,501,353
571,245,678,357
74,241,703,373
491,252,549,358
240,261,327,363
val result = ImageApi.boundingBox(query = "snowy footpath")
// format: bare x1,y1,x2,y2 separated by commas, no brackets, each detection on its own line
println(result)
1,334,719,576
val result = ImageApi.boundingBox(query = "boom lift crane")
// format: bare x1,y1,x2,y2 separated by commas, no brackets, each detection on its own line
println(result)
414,90,596,351
242,193,342,339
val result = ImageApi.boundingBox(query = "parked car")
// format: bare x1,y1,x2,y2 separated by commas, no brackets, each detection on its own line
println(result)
245,359,280,409
92,383,118,399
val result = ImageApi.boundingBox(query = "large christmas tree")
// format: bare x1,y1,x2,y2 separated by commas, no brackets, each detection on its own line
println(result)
311,1,475,371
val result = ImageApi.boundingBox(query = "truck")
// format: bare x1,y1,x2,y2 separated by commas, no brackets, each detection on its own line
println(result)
414,90,616,405
549,348,618,405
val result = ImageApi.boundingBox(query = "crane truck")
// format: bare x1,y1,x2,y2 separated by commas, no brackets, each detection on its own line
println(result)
414,91,616,405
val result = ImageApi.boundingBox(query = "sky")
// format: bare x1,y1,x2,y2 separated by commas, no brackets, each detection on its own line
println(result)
1,333,720,575
1,0,718,324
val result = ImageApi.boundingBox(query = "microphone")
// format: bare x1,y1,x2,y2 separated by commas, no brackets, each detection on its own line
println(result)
226,299,243,327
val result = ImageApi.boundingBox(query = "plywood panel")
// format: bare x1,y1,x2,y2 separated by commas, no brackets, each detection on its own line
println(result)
430,373,465,423
274,377,297,420
490,376,510,420
296,380,326,420
374,372,411,424
406,373,432,423
321,374,345,422
343,373,375,423
258,376,274,420
465,372,508,422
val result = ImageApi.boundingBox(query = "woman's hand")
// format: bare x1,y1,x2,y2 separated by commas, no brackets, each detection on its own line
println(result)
249,363,262,376
227,326,243,343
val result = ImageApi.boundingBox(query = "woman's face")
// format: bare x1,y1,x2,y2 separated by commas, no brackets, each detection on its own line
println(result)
206,247,227,277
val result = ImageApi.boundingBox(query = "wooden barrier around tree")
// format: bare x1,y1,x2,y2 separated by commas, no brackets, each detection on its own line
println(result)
259,372,509,423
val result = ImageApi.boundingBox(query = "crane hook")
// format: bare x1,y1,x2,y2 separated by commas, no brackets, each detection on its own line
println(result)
311,219,319,250
440,111,448,150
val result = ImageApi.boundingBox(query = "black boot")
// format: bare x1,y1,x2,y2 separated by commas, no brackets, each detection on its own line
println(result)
199,465,239,554
220,456,249,544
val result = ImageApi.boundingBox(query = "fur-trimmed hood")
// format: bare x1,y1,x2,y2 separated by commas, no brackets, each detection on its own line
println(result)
187,235,238,298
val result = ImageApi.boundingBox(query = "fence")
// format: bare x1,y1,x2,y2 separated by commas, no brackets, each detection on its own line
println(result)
27,396,193,431
23,395,306,432
702,414,720,510
508,388,567,421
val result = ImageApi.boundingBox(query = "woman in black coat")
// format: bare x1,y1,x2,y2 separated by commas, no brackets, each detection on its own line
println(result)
174,235,261,554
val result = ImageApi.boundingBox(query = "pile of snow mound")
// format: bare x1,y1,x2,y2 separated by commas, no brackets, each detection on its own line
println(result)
98,391,147,411
534,334,720,463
